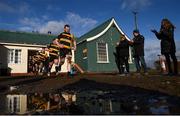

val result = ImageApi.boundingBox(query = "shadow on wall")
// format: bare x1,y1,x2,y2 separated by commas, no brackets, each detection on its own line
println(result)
0,45,11,76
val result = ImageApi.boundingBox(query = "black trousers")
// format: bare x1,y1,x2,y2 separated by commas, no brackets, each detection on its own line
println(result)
164,52,178,74
116,56,129,74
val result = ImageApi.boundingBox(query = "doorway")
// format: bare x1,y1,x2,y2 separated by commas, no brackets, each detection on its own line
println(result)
27,50,38,73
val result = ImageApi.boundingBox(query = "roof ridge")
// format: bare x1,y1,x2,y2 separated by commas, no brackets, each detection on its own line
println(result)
0,30,56,45
0,29,57,36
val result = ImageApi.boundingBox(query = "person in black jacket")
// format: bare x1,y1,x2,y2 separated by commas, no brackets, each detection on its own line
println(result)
151,18,178,75
131,30,148,74
114,35,130,76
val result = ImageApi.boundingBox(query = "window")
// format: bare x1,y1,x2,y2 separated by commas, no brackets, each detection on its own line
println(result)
83,48,87,59
7,95,20,113
8,49,22,64
97,42,109,63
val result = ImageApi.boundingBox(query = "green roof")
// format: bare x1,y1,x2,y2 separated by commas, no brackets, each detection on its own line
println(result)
77,17,113,43
0,30,57,45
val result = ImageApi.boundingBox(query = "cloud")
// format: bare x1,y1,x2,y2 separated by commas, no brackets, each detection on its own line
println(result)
20,17,42,27
0,1,29,14
46,4,61,11
175,40,180,57
66,12,98,36
0,2,14,12
42,15,49,20
39,21,65,34
18,2,29,14
144,39,161,68
47,5,53,10
19,12,98,36
19,26,33,32
120,0,152,11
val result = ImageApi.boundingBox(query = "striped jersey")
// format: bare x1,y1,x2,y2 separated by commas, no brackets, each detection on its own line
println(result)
58,32,75,49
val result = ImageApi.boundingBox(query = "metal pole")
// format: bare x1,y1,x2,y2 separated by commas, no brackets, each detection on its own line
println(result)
133,11,138,30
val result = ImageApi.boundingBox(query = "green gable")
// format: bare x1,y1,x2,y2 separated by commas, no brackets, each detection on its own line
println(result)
75,17,136,72
0,30,57,45
77,18,113,43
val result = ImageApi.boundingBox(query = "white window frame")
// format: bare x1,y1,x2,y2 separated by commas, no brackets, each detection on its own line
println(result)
96,42,109,63
7,95,20,113
128,47,133,63
8,49,22,64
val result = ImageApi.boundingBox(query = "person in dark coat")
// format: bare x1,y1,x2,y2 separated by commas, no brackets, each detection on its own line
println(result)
114,35,130,76
131,30,148,74
151,18,178,75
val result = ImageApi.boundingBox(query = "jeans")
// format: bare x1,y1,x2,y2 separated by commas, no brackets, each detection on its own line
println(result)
134,56,147,73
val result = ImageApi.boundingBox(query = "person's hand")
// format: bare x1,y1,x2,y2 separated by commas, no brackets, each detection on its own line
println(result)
59,44,64,48
130,40,134,43
151,29,157,34
72,47,76,51
116,42,120,46
128,40,133,45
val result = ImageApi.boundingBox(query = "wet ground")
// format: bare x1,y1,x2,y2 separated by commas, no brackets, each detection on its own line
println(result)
0,73,180,114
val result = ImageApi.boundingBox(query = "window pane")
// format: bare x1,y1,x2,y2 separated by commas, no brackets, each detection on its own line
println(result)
8,49,21,64
15,50,18,63
14,97,17,112
18,50,21,63
15,49,21,64
97,43,108,62
8,49,14,63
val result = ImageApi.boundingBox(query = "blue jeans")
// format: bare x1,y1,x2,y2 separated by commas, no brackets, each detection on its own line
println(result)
134,56,147,73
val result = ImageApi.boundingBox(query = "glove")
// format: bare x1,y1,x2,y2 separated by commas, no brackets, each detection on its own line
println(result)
151,29,157,34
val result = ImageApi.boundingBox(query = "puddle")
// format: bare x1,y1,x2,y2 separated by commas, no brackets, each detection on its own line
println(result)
0,90,180,114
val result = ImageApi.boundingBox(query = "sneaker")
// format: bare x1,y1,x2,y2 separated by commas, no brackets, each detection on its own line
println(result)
39,72,43,76
67,72,74,77
56,71,61,76
118,74,126,77
144,72,148,76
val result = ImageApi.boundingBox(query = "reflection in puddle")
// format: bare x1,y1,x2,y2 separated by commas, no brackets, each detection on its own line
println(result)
2,92,78,115
148,97,170,114
7,94,27,114
1,90,180,114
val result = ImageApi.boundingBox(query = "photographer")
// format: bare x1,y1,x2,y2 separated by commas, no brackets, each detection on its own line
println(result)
151,18,178,76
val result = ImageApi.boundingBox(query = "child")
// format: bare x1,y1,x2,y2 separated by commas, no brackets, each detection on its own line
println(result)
66,55,84,77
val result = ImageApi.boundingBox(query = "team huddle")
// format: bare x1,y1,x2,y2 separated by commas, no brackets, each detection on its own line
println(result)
31,24,84,76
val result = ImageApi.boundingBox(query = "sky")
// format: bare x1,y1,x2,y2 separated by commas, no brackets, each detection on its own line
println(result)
0,0,180,67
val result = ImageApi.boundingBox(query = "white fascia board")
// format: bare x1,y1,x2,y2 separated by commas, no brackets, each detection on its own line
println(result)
86,18,130,42
86,19,114,42
112,19,131,41
0,42,46,47
77,18,131,44
77,40,86,45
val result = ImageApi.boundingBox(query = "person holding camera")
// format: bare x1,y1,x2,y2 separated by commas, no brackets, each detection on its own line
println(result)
151,18,178,76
